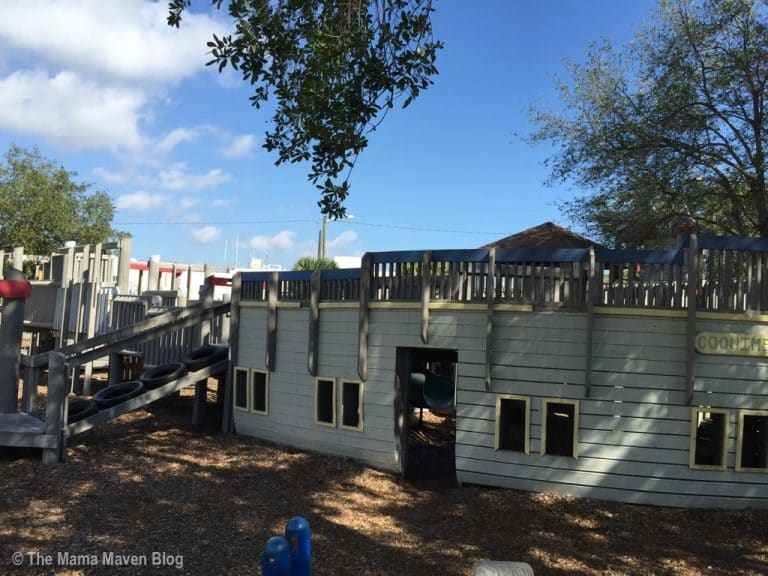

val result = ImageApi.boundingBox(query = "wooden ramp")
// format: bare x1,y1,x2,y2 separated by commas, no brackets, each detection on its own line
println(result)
64,359,228,439
0,359,228,456
2,295,232,463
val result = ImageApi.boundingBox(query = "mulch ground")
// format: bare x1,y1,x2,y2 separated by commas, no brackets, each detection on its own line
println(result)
1,383,766,576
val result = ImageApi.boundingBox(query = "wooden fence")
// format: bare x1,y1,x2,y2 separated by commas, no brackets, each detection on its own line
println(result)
238,235,768,313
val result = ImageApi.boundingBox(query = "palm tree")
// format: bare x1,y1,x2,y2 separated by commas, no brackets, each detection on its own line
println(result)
293,257,338,271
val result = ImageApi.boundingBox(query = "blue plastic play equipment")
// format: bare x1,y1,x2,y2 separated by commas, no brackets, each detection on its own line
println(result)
409,370,455,413
408,369,455,425
262,516,312,576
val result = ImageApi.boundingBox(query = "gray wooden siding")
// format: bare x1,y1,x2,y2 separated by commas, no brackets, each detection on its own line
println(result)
235,302,768,508
455,312,768,508
235,308,398,472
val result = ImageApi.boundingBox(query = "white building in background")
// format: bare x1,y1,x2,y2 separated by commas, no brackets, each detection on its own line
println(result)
333,256,362,268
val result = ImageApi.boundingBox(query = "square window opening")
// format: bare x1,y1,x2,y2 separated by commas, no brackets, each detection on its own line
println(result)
497,397,528,452
234,367,249,411
316,378,335,426
740,413,768,470
341,381,363,430
691,410,727,468
251,371,268,414
544,401,577,458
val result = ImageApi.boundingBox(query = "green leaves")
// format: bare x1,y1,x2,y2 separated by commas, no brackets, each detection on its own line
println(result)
530,0,768,244
293,256,338,270
169,0,442,218
0,145,117,255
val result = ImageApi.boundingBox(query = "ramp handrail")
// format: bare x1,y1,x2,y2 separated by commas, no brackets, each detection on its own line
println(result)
22,300,230,369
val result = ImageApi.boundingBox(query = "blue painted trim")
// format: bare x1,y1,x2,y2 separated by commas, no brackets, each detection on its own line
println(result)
275,270,313,281
494,248,589,262
431,249,490,262
370,248,591,264
321,269,360,280
596,248,684,265
369,250,434,264
241,271,273,283
697,235,768,251
241,269,360,283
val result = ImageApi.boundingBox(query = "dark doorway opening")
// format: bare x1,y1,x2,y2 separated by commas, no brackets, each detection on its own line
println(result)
395,347,458,488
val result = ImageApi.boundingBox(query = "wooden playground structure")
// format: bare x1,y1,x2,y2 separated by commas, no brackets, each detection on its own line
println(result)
229,233,768,509
0,237,233,463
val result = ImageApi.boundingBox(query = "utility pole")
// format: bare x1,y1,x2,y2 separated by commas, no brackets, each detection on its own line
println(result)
320,214,328,260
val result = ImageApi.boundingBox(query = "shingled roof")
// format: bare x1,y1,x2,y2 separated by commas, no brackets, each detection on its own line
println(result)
481,221,603,249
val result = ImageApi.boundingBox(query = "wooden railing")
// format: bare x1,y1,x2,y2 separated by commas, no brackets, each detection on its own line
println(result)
19,299,231,416
237,235,768,314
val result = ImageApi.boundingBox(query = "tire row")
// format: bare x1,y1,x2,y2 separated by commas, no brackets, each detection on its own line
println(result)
66,344,229,424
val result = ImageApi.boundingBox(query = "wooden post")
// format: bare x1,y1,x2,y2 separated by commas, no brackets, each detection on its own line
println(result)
22,364,39,414
116,236,132,294
266,271,279,371
585,248,596,398
358,254,371,381
420,251,432,344
186,265,194,304
222,273,241,433
56,243,76,348
686,234,699,405
12,246,23,271
43,351,67,463
83,243,103,395
0,268,29,413
192,282,215,427
308,269,320,376
485,248,496,391
148,257,160,291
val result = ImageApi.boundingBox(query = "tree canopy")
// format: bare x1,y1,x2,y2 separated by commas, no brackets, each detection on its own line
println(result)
0,145,117,255
293,256,338,270
168,0,442,219
530,0,768,246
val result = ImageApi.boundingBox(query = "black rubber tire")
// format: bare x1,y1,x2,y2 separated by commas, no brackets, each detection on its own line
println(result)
67,398,98,424
93,381,145,409
182,344,229,372
139,362,188,390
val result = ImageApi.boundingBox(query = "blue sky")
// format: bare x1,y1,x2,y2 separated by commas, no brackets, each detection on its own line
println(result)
0,1,657,268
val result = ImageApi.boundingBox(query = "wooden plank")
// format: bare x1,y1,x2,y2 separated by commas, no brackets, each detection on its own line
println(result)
358,254,371,381
686,235,699,404
265,271,278,371
308,270,320,376
584,248,596,398
42,351,66,463
420,251,431,343
485,248,496,391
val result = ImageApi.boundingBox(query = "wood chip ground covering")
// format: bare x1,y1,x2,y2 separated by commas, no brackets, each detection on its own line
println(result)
1,386,766,576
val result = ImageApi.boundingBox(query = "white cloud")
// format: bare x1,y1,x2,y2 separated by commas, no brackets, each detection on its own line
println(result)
0,70,146,150
158,164,229,191
326,230,358,251
212,197,237,208
155,127,201,155
116,191,168,212
220,134,257,158
248,230,297,253
93,166,133,185
0,1,228,153
177,197,200,211
0,1,225,86
189,226,221,244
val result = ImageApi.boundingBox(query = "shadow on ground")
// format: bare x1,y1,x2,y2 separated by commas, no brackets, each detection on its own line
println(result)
0,393,766,575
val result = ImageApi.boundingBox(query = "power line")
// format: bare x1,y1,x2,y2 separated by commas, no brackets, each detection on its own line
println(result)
114,217,504,235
